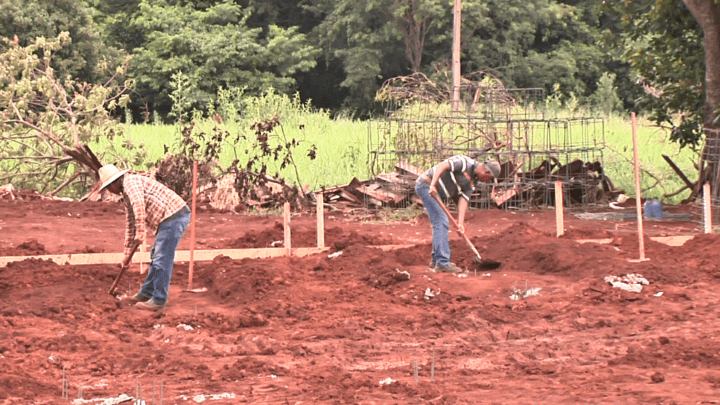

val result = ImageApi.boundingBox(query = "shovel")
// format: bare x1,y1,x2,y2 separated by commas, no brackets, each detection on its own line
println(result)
108,242,141,295
433,195,501,270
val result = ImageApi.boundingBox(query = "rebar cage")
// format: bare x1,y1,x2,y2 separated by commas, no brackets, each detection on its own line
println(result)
369,80,607,212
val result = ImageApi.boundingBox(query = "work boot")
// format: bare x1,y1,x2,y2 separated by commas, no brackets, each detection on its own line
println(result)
429,259,436,270
120,293,150,305
135,299,165,311
435,263,461,273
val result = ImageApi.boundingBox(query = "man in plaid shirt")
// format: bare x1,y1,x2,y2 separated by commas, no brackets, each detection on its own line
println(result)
415,155,501,273
98,164,190,311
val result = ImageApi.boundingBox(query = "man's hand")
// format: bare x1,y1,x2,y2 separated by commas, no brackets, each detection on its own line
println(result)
120,240,143,269
456,222,465,236
429,185,438,198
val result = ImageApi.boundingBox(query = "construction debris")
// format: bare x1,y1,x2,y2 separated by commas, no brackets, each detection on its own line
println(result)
604,274,649,293
1,183,73,202
317,158,623,210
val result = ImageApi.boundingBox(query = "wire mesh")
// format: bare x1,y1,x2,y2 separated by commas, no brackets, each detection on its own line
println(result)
369,85,607,212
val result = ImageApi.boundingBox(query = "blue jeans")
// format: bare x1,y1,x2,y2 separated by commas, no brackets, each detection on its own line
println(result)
138,206,190,305
415,182,451,266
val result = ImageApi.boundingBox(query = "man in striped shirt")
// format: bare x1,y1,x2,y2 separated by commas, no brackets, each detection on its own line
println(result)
415,155,501,273
98,164,190,311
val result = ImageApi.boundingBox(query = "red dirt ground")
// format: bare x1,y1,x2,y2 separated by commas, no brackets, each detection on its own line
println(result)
1,198,719,404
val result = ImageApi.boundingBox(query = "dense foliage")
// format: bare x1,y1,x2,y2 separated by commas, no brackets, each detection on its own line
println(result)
0,0,646,120
606,0,706,147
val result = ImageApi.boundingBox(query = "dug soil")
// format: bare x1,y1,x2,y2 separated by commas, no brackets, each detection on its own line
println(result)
1,198,719,404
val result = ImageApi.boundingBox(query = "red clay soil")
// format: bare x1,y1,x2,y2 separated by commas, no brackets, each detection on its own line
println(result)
1,198,719,404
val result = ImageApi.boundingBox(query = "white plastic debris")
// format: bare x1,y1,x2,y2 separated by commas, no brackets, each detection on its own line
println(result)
191,393,236,403
654,291,663,297
609,193,629,210
510,287,541,300
379,377,396,385
395,268,411,280
327,251,343,259
72,394,134,405
604,273,649,293
424,288,435,299
270,240,283,247
177,324,194,331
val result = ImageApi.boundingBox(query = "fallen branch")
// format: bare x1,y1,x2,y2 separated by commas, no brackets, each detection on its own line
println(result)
662,154,694,190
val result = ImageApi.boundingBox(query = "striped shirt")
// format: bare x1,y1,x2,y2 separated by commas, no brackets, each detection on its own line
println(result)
121,174,188,257
420,155,479,201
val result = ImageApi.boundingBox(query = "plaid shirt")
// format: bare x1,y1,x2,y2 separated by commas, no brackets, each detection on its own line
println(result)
121,174,187,257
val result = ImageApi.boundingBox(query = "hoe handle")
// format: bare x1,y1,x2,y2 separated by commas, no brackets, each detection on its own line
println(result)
108,242,141,295
433,195,483,261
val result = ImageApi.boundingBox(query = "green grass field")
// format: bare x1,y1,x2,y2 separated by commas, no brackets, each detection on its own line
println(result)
603,115,697,203
114,117,371,191
110,112,695,204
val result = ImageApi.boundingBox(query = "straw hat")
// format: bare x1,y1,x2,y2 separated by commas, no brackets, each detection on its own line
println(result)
98,164,130,191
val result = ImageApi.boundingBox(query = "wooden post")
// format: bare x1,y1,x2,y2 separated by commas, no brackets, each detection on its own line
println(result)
704,182,712,233
451,0,461,112
555,181,564,237
284,202,291,256
631,112,646,261
316,192,325,248
187,161,198,291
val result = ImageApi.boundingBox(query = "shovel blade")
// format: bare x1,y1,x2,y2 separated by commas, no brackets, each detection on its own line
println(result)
474,255,501,270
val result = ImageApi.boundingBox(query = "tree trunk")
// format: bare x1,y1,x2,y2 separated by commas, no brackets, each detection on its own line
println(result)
402,0,430,71
684,0,720,196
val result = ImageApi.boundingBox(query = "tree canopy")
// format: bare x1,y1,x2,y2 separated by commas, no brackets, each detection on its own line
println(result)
95,0,319,120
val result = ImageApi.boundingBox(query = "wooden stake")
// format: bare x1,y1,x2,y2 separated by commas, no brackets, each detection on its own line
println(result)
555,181,564,237
316,192,325,248
631,112,647,261
704,182,712,233
284,202,291,256
188,160,198,291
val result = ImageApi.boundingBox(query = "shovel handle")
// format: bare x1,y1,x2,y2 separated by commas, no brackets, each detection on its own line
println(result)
108,242,141,295
433,195,483,260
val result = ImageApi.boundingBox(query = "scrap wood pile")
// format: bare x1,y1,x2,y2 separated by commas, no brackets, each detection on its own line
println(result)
83,155,309,212
319,158,624,210
0,183,74,202
151,155,309,212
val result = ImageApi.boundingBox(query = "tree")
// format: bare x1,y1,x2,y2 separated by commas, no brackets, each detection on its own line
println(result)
461,0,610,99
611,0,720,197
305,0,614,115
0,0,121,84
681,0,720,197
0,33,140,197
97,0,319,120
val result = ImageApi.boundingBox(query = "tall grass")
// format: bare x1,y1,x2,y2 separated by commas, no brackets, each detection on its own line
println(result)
99,91,698,205
603,114,697,203
110,108,372,192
